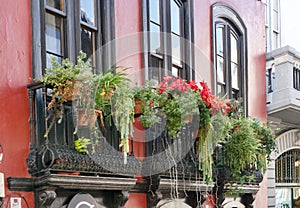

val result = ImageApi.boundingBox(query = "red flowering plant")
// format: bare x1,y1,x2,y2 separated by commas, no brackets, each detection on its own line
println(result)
156,76,200,138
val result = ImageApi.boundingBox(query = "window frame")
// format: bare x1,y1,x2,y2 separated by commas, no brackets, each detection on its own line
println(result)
31,0,115,141
265,0,281,52
141,0,194,81
31,0,115,79
212,2,248,114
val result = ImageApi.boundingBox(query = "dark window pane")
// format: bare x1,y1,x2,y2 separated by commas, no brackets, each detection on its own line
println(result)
171,0,180,34
80,0,95,26
81,28,94,64
150,56,162,81
150,23,161,54
45,13,62,56
46,0,63,11
149,0,160,24
171,34,181,65
216,26,223,56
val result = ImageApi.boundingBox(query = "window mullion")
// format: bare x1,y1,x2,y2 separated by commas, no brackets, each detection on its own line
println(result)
65,0,76,62
162,0,171,76
225,24,232,98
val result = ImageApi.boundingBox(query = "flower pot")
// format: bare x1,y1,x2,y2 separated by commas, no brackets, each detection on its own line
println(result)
56,171,80,176
184,115,193,123
77,109,97,127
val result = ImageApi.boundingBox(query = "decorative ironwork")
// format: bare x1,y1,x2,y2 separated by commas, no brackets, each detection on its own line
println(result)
276,149,300,183
39,190,56,207
143,120,200,179
26,83,140,176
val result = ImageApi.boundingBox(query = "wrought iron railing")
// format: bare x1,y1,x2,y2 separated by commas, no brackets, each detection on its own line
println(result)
276,149,300,183
26,82,140,176
213,144,263,185
143,117,202,180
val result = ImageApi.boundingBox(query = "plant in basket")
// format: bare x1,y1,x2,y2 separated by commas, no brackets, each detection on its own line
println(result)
72,54,98,131
94,67,134,163
157,76,200,138
39,52,92,137
133,80,167,128
94,67,131,120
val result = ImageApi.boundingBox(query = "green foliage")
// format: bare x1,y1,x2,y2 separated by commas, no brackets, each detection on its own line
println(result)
94,67,130,117
111,85,135,163
224,117,261,176
133,80,165,127
39,52,93,137
199,113,231,183
162,88,200,138
74,137,91,153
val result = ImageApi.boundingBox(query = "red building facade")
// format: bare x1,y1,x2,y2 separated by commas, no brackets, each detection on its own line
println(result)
0,0,266,207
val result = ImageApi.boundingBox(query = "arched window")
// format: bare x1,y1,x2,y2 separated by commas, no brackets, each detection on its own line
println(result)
276,149,300,183
212,3,247,112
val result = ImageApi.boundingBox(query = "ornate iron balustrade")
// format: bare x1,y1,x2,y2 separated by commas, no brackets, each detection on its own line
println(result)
26,82,140,176
213,144,263,185
143,117,202,180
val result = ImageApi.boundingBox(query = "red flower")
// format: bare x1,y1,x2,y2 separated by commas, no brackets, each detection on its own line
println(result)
199,81,212,107
188,80,199,92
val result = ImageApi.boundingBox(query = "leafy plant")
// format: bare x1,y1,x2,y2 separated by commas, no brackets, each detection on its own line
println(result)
111,86,135,164
94,67,131,122
74,137,91,153
133,80,165,127
223,117,261,178
94,67,135,163
39,52,91,137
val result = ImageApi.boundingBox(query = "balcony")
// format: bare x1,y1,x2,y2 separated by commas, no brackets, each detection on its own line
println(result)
7,58,271,207
267,46,300,128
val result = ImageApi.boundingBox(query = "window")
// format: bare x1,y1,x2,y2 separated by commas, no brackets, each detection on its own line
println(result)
31,0,115,143
143,0,193,81
45,0,65,67
212,3,247,109
265,0,280,52
266,66,275,93
32,0,115,77
293,67,300,91
275,150,300,183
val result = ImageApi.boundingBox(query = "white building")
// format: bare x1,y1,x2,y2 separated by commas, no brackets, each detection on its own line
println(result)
266,0,300,207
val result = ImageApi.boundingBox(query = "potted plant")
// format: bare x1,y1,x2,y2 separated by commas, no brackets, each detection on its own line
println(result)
94,67,135,163
133,80,166,127
157,76,200,138
94,67,131,125
39,52,93,137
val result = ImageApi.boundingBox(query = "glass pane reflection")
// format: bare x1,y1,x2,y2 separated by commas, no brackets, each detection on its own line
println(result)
45,13,62,55
81,28,94,63
216,26,223,56
217,55,224,83
172,34,181,65
150,23,161,54
80,0,95,26
150,0,160,24
171,0,180,34
46,0,63,11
